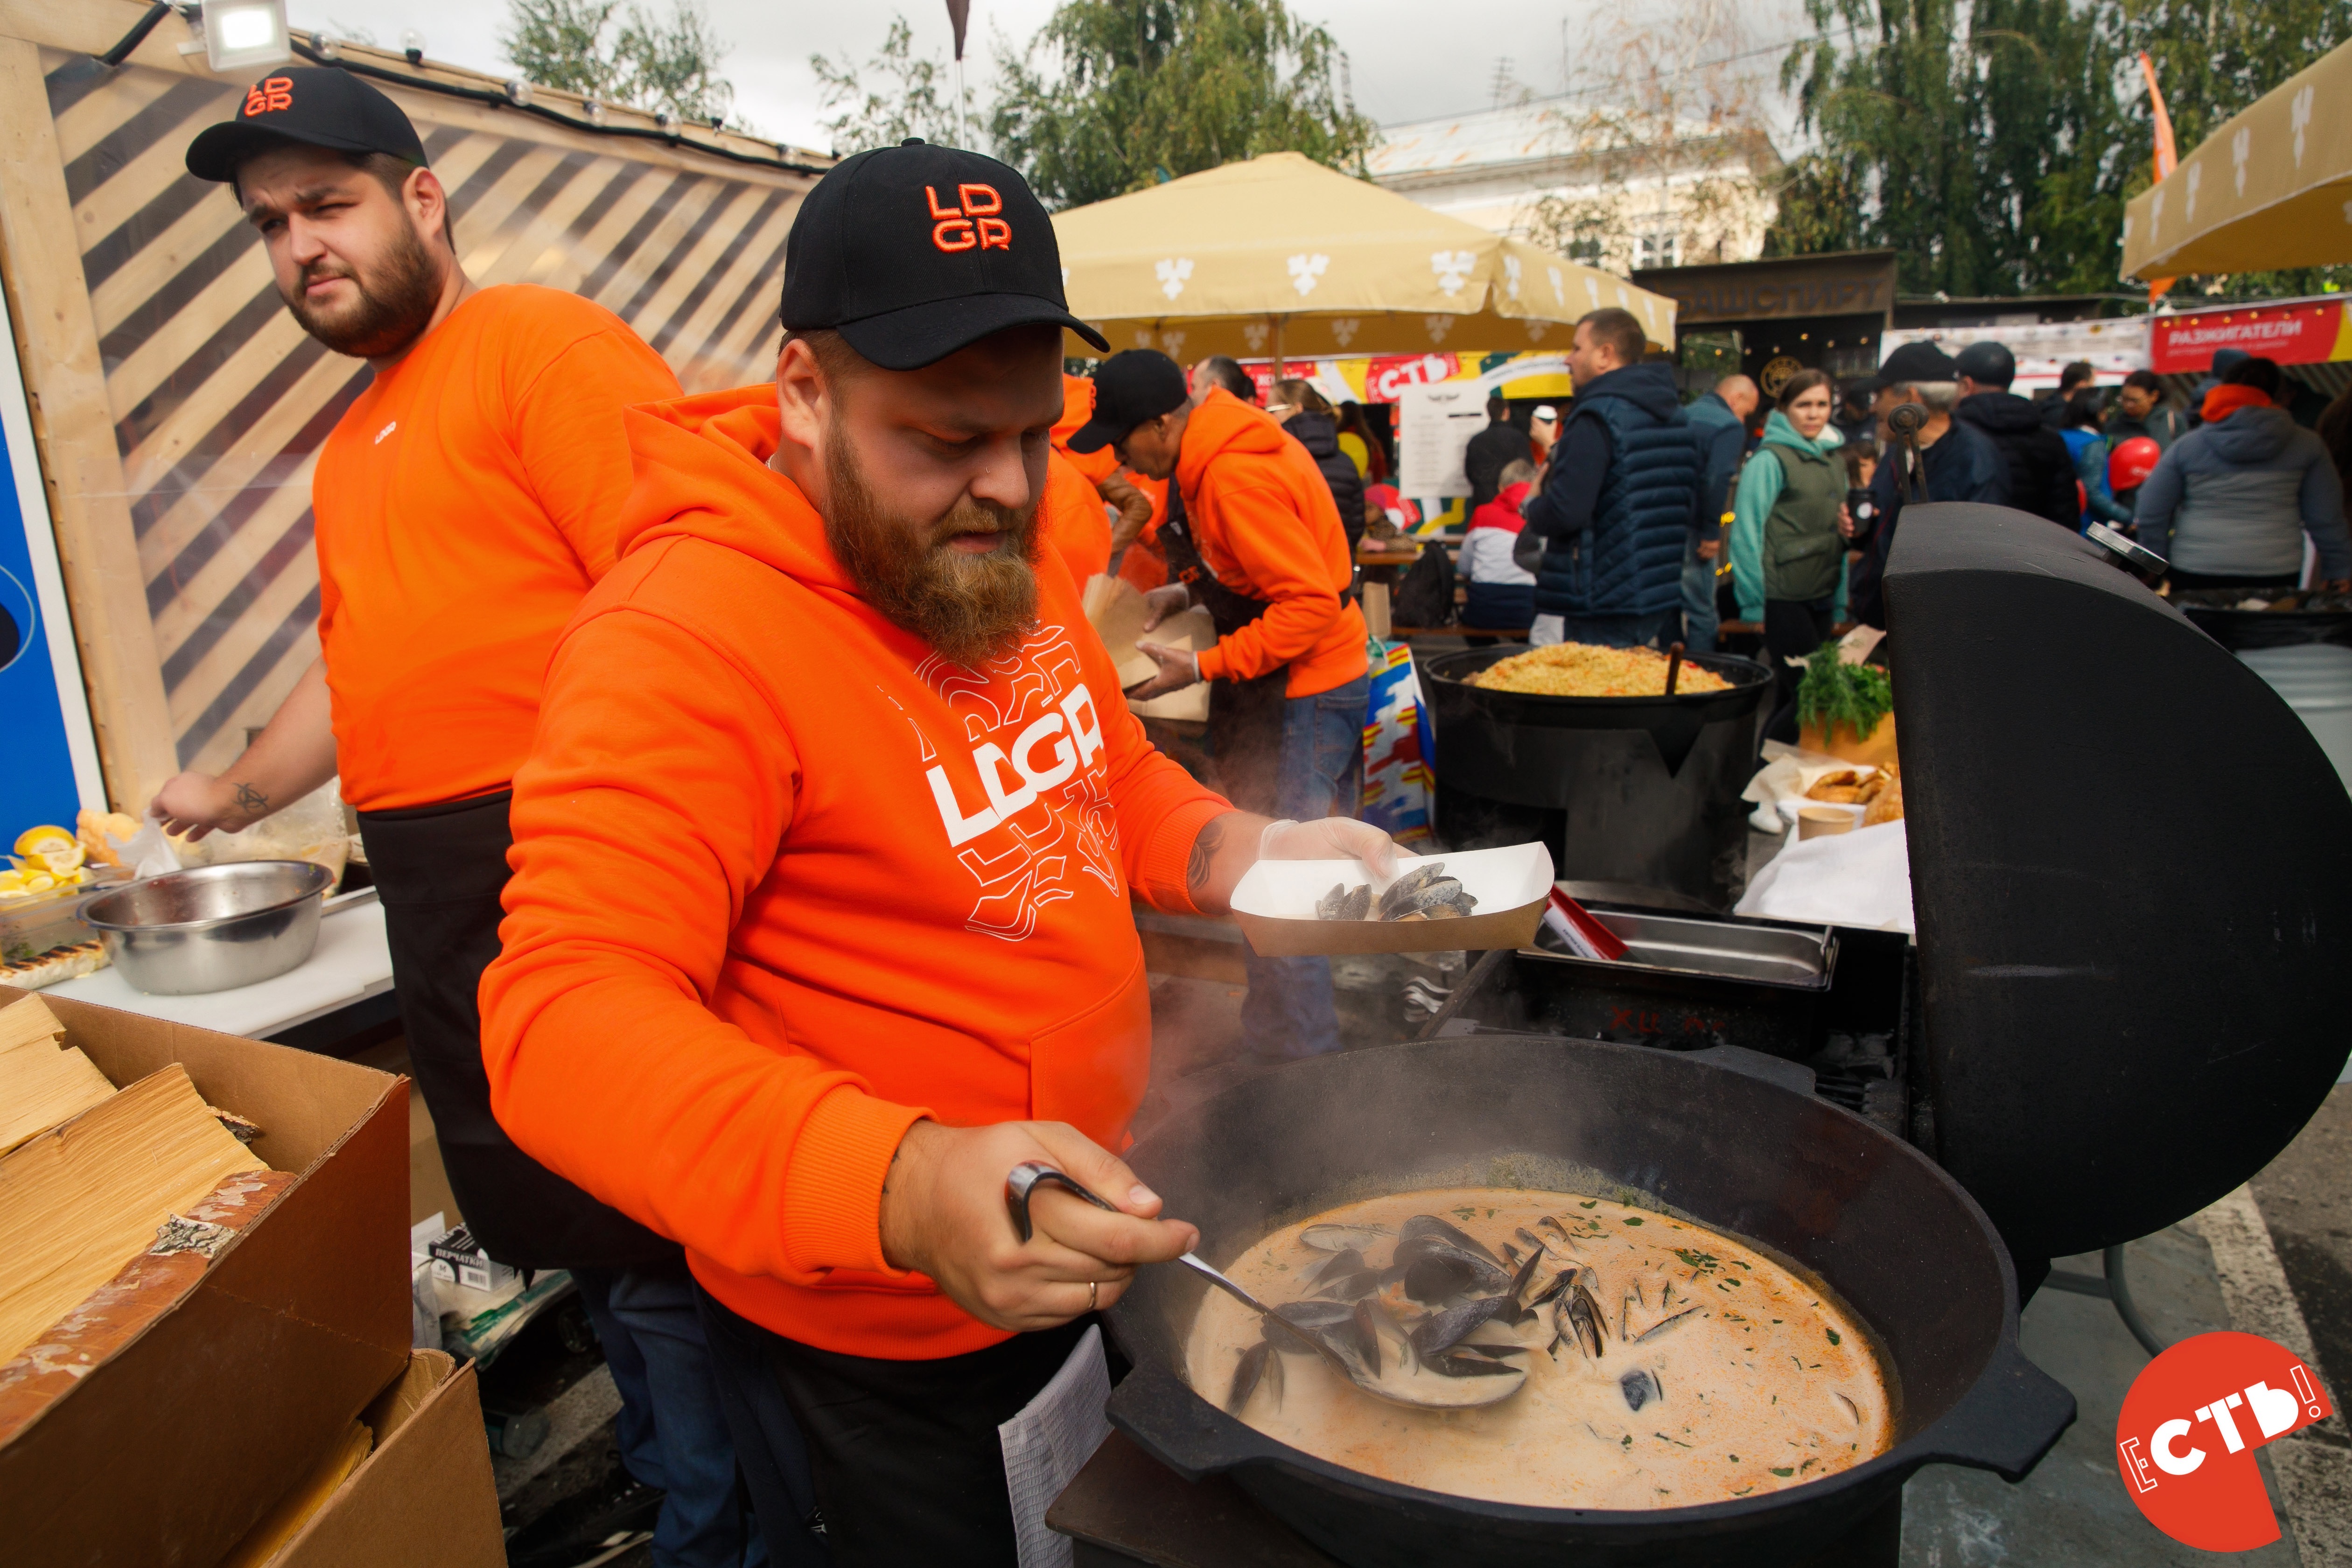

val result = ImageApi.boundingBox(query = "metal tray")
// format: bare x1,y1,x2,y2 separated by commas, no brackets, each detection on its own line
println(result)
1526,905,1833,988
1421,904,1844,1060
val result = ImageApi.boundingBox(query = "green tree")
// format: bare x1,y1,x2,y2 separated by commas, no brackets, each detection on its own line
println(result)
1765,0,2352,299
500,0,736,125
811,15,974,154
990,0,1377,209
2107,0,2352,296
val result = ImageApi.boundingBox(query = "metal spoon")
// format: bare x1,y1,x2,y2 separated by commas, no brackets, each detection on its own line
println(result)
1003,1163,1531,1411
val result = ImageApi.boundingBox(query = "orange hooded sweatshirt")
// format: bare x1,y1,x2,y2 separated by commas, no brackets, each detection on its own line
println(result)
1179,388,1367,697
1038,448,1112,585
478,385,1231,1361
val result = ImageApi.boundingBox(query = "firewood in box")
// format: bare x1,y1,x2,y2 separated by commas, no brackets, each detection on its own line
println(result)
0,1063,268,1365
0,995,116,1155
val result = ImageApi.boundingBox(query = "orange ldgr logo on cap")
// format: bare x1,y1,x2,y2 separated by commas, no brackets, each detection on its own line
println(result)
244,77,294,116
926,184,1010,253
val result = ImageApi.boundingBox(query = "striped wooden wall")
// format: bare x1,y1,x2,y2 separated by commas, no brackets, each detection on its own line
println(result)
37,50,814,777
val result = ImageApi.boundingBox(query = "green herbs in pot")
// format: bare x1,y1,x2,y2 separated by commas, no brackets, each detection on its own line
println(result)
1795,654,1892,740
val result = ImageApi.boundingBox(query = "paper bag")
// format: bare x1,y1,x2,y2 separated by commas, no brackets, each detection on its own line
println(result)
1080,574,1215,722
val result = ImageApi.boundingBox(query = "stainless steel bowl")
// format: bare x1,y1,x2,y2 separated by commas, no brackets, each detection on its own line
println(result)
80,860,335,995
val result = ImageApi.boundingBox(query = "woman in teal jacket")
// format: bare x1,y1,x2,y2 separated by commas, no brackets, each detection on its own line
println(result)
1729,369,1846,743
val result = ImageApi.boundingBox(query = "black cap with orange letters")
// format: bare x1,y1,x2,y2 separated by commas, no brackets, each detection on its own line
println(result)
781,139,1109,371
185,66,428,183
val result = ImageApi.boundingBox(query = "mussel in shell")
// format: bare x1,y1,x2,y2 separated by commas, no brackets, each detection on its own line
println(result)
1302,1222,1390,1253
1559,1280,1608,1360
1227,1339,1281,1413
1315,882,1374,921
1411,1294,1516,1358
1376,862,1450,917
1620,1367,1660,1412
1398,1214,1505,1269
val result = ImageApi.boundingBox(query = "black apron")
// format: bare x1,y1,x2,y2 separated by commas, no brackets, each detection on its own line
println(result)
358,791,677,1270
1159,492,1290,816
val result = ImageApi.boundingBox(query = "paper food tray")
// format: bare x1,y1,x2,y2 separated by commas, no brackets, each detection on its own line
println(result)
1229,842,1555,956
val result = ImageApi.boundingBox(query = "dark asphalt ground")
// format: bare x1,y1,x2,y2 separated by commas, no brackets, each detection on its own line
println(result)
2253,1081,2352,1421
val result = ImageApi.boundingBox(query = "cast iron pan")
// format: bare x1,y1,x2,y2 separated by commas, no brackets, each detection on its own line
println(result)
1421,647,1771,776
1105,1036,2073,1568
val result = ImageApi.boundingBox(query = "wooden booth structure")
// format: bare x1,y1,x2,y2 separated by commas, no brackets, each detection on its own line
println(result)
0,0,829,811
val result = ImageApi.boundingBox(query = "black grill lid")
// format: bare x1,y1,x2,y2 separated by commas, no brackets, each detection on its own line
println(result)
1885,504,2352,1265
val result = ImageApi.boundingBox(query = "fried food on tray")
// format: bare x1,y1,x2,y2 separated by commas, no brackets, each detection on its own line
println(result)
1467,642,1733,698
1862,764,1905,826
1804,767,1896,806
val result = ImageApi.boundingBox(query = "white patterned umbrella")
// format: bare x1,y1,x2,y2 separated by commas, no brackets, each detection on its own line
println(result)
1050,152,1677,364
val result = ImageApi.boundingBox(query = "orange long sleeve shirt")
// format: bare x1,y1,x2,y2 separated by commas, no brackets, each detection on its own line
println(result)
478,386,1230,1360
311,285,682,809
1178,389,1367,697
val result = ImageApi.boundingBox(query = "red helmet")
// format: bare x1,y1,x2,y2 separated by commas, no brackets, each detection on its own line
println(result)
2108,436,2162,492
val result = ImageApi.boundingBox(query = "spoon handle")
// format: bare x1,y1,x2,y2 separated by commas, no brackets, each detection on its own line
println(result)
1004,1160,1120,1243
1176,1251,1276,1316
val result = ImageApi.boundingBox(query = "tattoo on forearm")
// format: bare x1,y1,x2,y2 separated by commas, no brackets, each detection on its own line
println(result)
1187,816,1227,894
233,782,269,813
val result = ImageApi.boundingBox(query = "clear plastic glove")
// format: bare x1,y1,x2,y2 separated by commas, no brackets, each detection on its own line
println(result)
1257,817,1404,882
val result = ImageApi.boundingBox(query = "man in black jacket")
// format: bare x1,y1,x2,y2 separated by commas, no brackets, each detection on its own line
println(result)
1953,340,2081,531
1463,393,1532,510
1847,343,2008,626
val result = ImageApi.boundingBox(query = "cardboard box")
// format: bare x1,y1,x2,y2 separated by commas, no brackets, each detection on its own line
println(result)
258,1350,503,1568
1230,842,1555,957
0,987,410,1566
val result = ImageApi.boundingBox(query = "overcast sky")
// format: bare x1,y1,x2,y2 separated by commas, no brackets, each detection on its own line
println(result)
289,0,1811,154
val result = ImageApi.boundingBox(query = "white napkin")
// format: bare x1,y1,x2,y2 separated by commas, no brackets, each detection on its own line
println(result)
1736,820,1915,934
998,1324,1112,1568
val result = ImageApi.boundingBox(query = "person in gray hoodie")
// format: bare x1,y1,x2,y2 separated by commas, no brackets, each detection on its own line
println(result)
2135,356,2351,591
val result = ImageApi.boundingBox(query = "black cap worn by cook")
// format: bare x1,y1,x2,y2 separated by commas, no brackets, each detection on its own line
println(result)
1064,350,1188,455
1869,340,1963,391
782,139,1109,371
185,66,427,182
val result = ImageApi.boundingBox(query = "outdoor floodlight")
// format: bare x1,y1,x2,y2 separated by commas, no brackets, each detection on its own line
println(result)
202,0,292,73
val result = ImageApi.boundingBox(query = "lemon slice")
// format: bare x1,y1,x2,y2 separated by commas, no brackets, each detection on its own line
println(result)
20,872,56,893
13,825,74,857
0,870,23,893
27,842,84,875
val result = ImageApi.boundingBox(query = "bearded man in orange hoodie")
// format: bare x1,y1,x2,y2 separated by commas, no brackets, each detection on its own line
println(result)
478,143,1399,1566
1072,350,1372,1066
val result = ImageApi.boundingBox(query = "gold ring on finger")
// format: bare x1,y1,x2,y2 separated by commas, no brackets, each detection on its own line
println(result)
1088,1280,1099,1313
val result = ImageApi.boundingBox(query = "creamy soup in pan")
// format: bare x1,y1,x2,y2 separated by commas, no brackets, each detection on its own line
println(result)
1183,1188,1894,1510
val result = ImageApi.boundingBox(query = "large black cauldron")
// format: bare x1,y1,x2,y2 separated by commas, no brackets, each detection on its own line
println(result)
1421,648,1771,910
1105,1036,2072,1568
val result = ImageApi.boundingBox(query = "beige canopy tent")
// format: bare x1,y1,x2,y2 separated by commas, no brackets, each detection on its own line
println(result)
2122,39,2352,279
1051,152,1677,364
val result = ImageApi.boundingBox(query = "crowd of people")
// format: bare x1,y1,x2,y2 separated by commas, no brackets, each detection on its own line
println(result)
1449,324,2352,738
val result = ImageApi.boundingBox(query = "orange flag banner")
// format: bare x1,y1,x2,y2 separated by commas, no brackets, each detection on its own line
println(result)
2140,52,2177,304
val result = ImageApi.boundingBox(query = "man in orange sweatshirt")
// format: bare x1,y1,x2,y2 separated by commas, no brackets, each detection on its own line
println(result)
153,71,767,1568
1069,350,1372,1064
478,143,1398,1566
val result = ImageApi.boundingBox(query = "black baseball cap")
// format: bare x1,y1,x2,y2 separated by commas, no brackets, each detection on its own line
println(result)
782,140,1108,372
1953,340,2017,388
1065,351,1188,454
1869,340,1962,391
186,67,427,182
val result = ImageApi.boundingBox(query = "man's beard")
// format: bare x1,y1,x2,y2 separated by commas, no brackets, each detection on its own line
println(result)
821,421,1040,669
282,223,442,357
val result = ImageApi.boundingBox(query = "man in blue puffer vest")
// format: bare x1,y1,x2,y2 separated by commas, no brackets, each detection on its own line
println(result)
1512,308,1702,647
